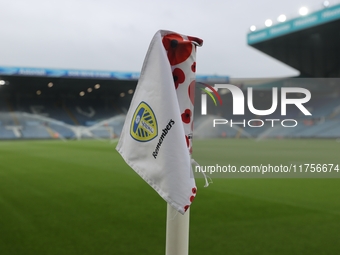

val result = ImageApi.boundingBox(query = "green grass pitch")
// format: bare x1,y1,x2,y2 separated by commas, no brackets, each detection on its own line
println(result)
0,139,339,255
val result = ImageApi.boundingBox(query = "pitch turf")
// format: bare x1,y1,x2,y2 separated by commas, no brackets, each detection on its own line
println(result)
0,139,339,255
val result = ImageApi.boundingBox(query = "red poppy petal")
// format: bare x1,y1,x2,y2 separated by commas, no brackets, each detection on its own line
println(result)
191,62,196,72
162,33,184,50
163,34,192,65
181,112,191,124
167,43,192,65
188,81,195,105
187,36,203,46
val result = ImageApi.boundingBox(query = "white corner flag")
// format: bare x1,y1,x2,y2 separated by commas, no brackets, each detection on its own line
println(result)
116,30,203,214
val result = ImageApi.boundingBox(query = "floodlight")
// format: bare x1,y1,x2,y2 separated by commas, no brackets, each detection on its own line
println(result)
299,6,309,16
323,1,330,7
250,25,256,32
265,19,273,27
277,14,287,22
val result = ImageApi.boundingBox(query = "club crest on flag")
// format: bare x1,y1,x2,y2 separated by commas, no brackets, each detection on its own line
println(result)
130,101,158,142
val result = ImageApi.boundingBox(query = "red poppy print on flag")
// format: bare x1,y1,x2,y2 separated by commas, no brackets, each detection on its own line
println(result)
172,68,185,89
117,30,204,215
191,62,196,72
187,36,204,46
192,187,197,194
188,80,195,105
181,109,192,124
162,34,193,66
185,135,189,147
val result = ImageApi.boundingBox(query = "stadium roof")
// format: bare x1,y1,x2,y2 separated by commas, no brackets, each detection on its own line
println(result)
0,66,229,83
241,77,340,93
247,3,340,77
0,66,229,97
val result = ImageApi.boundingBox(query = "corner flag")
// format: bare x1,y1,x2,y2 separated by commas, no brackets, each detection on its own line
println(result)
116,30,203,214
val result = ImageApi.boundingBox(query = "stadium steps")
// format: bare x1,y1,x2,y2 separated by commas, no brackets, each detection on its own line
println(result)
21,125,50,139
310,99,340,118
62,103,79,125
0,126,16,139
5,99,20,125
317,124,340,137
49,123,75,139
112,102,125,114
295,120,340,137
329,105,340,119
45,126,57,138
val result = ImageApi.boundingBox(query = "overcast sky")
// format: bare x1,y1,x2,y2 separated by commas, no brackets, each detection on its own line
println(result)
0,0,338,78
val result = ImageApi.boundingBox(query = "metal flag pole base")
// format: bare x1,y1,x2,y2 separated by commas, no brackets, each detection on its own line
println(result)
165,203,190,255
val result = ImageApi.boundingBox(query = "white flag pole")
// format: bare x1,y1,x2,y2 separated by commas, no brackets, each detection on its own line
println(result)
165,204,190,255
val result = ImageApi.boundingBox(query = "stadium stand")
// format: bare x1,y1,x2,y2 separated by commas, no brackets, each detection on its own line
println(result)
1,4,340,140
247,3,340,77
0,75,339,139
0,67,231,140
